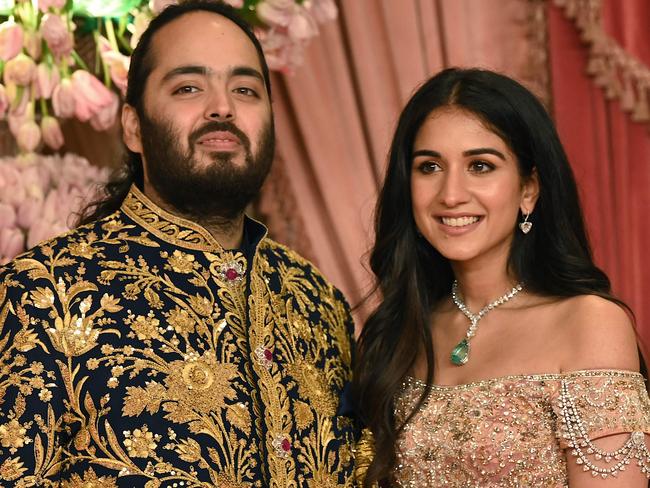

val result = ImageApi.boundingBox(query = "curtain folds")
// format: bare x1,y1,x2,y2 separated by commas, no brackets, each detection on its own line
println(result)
547,0,650,352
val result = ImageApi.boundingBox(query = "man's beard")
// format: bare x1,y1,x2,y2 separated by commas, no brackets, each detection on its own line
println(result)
140,112,274,221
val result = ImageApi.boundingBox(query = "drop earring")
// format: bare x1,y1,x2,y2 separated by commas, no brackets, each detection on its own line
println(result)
519,212,532,234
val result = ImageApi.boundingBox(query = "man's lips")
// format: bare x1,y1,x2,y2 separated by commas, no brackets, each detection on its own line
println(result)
196,131,241,149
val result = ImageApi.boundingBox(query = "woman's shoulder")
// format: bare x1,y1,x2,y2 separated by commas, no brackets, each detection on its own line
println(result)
552,294,639,373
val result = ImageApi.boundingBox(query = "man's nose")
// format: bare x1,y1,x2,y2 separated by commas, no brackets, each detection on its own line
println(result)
205,90,234,121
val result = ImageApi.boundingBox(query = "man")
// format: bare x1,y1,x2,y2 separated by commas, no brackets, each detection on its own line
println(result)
0,2,358,486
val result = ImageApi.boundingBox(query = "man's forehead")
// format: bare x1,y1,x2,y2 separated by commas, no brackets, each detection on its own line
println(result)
149,11,262,73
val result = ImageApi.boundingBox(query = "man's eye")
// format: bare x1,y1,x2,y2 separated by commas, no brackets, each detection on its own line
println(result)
469,160,494,173
417,162,441,174
173,86,199,95
233,87,258,97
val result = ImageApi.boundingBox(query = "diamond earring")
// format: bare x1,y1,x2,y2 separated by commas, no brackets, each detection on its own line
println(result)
519,212,532,234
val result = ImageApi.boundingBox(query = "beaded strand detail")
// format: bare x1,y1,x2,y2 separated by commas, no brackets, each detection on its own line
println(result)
559,379,650,479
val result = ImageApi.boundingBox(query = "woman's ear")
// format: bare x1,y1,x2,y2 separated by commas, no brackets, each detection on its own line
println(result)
521,167,540,214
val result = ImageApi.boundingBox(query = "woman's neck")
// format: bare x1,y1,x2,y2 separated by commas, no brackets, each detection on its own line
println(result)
451,260,520,311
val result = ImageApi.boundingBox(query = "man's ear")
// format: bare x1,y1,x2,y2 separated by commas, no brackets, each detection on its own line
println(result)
520,167,540,214
122,104,143,154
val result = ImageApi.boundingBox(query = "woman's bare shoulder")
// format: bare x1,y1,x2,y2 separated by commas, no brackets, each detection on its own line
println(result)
552,295,639,372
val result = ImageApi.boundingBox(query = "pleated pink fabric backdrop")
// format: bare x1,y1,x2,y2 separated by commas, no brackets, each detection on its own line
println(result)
547,0,650,354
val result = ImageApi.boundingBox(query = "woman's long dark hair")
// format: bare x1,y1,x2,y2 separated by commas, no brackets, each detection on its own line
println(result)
353,68,633,486
77,0,271,225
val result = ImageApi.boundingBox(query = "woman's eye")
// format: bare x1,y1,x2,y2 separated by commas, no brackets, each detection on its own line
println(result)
469,160,494,173
417,161,441,174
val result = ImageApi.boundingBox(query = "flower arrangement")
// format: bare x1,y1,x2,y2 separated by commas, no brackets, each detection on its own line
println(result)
0,0,336,261
0,152,109,263
0,0,337,153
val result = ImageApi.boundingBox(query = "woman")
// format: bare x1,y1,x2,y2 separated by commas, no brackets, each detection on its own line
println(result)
353,68,650,487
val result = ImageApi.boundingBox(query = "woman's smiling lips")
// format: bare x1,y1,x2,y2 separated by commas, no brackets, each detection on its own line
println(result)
196,131,241,151
435,214,482,235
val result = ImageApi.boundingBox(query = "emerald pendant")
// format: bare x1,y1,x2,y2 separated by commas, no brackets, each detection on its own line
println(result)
450,339,470,366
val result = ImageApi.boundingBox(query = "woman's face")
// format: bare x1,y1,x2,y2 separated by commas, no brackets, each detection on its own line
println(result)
410,107,538,269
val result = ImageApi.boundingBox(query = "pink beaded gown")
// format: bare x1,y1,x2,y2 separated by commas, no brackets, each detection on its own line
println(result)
390,369,650,487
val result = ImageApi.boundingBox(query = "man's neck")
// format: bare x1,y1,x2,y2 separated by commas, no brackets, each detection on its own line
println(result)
144,186,245,249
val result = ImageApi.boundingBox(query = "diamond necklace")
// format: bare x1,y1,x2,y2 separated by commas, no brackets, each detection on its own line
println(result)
450,280,523,366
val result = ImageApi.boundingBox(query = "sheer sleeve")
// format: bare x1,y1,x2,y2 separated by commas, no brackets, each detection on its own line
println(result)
553,370,650,479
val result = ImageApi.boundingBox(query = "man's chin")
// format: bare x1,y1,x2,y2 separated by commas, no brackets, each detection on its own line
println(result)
193,149,248,168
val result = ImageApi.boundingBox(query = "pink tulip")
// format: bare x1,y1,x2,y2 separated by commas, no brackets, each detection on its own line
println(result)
257,0,294,27
149,0,177,14
8,109,29,136
38,0,66,13
35,62,60,99
41,115,64,149
5,82,26,115
41,191,58,222
40,14,73,57
52,78,75,118
4,53,36,86
16,119,41,152
98,37,129,95
23,29,42,60
0,159,20,192
17,198,43,229
90,91,119,131
70,70,113,122
0,178,25,207
222,0,244,8
308,0,338,23
0,227,25,263
0,21,24,62
288,8,318,40
27,218,54,248
0,203,17,228
0,84,9,117
130,12,151,50
21,165,47,200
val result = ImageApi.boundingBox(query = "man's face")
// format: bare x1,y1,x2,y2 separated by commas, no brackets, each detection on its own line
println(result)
123,11,274,219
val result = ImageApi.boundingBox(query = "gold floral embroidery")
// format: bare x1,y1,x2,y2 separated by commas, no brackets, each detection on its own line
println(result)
0,420,29,451
123,426,160,458
0,186,356,487
60,468,118,488
0,456,27,481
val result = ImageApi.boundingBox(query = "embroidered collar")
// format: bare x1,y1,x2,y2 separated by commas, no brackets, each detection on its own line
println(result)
121,184,267,252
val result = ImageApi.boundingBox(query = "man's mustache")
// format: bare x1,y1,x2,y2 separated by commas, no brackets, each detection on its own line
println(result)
188,121,251,151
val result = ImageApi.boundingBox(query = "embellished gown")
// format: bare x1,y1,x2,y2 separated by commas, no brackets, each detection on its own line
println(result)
0,186,358,487
390,370,650,487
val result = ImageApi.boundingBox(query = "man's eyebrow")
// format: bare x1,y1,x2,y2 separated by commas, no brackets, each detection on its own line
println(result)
161,65,265,84
161,65,211,82
231,66,265,83
463,148,506,160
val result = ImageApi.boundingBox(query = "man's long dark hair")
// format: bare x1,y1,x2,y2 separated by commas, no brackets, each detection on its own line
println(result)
353,68,635,486
77,0,271,225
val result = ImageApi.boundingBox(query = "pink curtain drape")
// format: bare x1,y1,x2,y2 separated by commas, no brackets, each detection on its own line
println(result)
547,0,650,353
259,0,548,325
